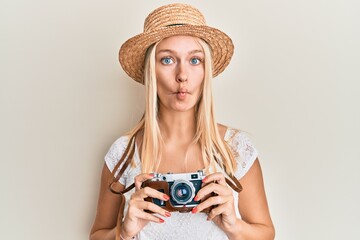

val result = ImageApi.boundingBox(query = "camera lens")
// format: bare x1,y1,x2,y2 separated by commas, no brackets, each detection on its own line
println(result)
175,184,190,200
170,180,195,205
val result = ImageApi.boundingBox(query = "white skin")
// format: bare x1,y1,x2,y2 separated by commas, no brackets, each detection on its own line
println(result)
90,36,274,240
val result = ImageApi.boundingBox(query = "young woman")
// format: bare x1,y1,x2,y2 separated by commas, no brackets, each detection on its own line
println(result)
90,3,274,240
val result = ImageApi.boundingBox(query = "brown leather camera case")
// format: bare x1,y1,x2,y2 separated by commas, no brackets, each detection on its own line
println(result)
142,180,214,213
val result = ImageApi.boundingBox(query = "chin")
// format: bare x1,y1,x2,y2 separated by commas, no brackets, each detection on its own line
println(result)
173,105,196,112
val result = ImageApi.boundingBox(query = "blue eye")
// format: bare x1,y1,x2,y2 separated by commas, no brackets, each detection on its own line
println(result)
190,57,201,65
161,57,174,65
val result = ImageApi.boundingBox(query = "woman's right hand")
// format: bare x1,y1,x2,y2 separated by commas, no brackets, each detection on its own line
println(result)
120,173,171,239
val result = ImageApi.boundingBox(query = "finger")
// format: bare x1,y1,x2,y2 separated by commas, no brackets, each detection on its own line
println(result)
195,182,232,201
134,173,154,190
130,200,172,218
192,195,232,213
207,204,235,221
131,186,170,202
202,172,227,186
127,203,166,223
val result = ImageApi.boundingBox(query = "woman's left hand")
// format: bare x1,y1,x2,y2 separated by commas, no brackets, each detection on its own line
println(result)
192,172,238,232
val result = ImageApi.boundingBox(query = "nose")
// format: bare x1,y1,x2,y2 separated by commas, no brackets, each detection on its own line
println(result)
176,63,188,83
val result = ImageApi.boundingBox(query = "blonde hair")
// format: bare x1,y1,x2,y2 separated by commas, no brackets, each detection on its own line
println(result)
114,37,237,178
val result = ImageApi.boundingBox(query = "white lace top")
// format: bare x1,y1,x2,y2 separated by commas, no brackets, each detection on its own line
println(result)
105,128,258,240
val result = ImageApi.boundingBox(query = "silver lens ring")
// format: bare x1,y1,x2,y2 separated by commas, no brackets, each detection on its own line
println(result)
170,179,196,205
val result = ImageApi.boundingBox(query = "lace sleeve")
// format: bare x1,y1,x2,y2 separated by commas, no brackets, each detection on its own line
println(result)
104,136,131,186
225,129,259,179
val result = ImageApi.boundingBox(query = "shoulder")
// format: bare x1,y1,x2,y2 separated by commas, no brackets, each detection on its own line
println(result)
225,128,257,158
217,123,248,143
104,135,137,186
219,124,259,179
105,135,131,160
104,135,131,171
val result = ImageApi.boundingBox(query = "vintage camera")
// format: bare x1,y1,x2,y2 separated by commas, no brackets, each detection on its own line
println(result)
142,170,213,213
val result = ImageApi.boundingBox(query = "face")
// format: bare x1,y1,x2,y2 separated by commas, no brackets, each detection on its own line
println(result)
155,35,205,113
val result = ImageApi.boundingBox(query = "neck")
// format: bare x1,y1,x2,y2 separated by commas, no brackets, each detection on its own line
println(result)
158,108,196,144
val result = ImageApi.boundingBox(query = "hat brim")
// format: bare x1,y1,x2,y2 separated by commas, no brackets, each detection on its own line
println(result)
119,25,234,84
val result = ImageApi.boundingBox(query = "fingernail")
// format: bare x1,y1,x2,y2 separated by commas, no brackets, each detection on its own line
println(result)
202,177,207,183
206,216,210,221
191,207,198,214
159,218,165,223
165,211,171,217
194,196,199,201
149,173,154,177
163,194,170,201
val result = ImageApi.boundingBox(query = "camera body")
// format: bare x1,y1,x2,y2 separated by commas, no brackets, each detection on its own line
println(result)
142,170,213,213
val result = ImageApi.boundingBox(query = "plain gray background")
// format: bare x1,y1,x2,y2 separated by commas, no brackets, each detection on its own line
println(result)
1,0,359,239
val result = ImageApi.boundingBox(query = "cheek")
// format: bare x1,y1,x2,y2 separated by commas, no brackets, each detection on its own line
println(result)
194,71,205,88
156,66,171,85
156,76,172,97
192,66,204,81
156,81,166,94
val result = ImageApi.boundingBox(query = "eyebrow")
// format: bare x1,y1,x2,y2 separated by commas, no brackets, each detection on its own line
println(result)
156,49,204,55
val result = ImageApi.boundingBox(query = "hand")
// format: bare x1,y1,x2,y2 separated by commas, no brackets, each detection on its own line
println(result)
192,172,238,233
121,173,171,239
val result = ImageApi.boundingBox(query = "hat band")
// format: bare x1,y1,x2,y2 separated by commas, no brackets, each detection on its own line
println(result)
166,23,185,27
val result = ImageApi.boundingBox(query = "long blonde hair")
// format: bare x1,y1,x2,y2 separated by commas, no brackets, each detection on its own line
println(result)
114,37,237,177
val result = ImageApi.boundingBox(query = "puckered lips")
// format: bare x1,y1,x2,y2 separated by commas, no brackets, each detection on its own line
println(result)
174,88,189,100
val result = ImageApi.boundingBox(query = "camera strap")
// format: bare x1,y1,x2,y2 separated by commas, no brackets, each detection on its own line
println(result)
213,155,243,193
225,175,242,192
108,135,136,240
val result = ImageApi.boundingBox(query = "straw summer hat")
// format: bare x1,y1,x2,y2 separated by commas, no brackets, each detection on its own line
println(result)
119,3,234,84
